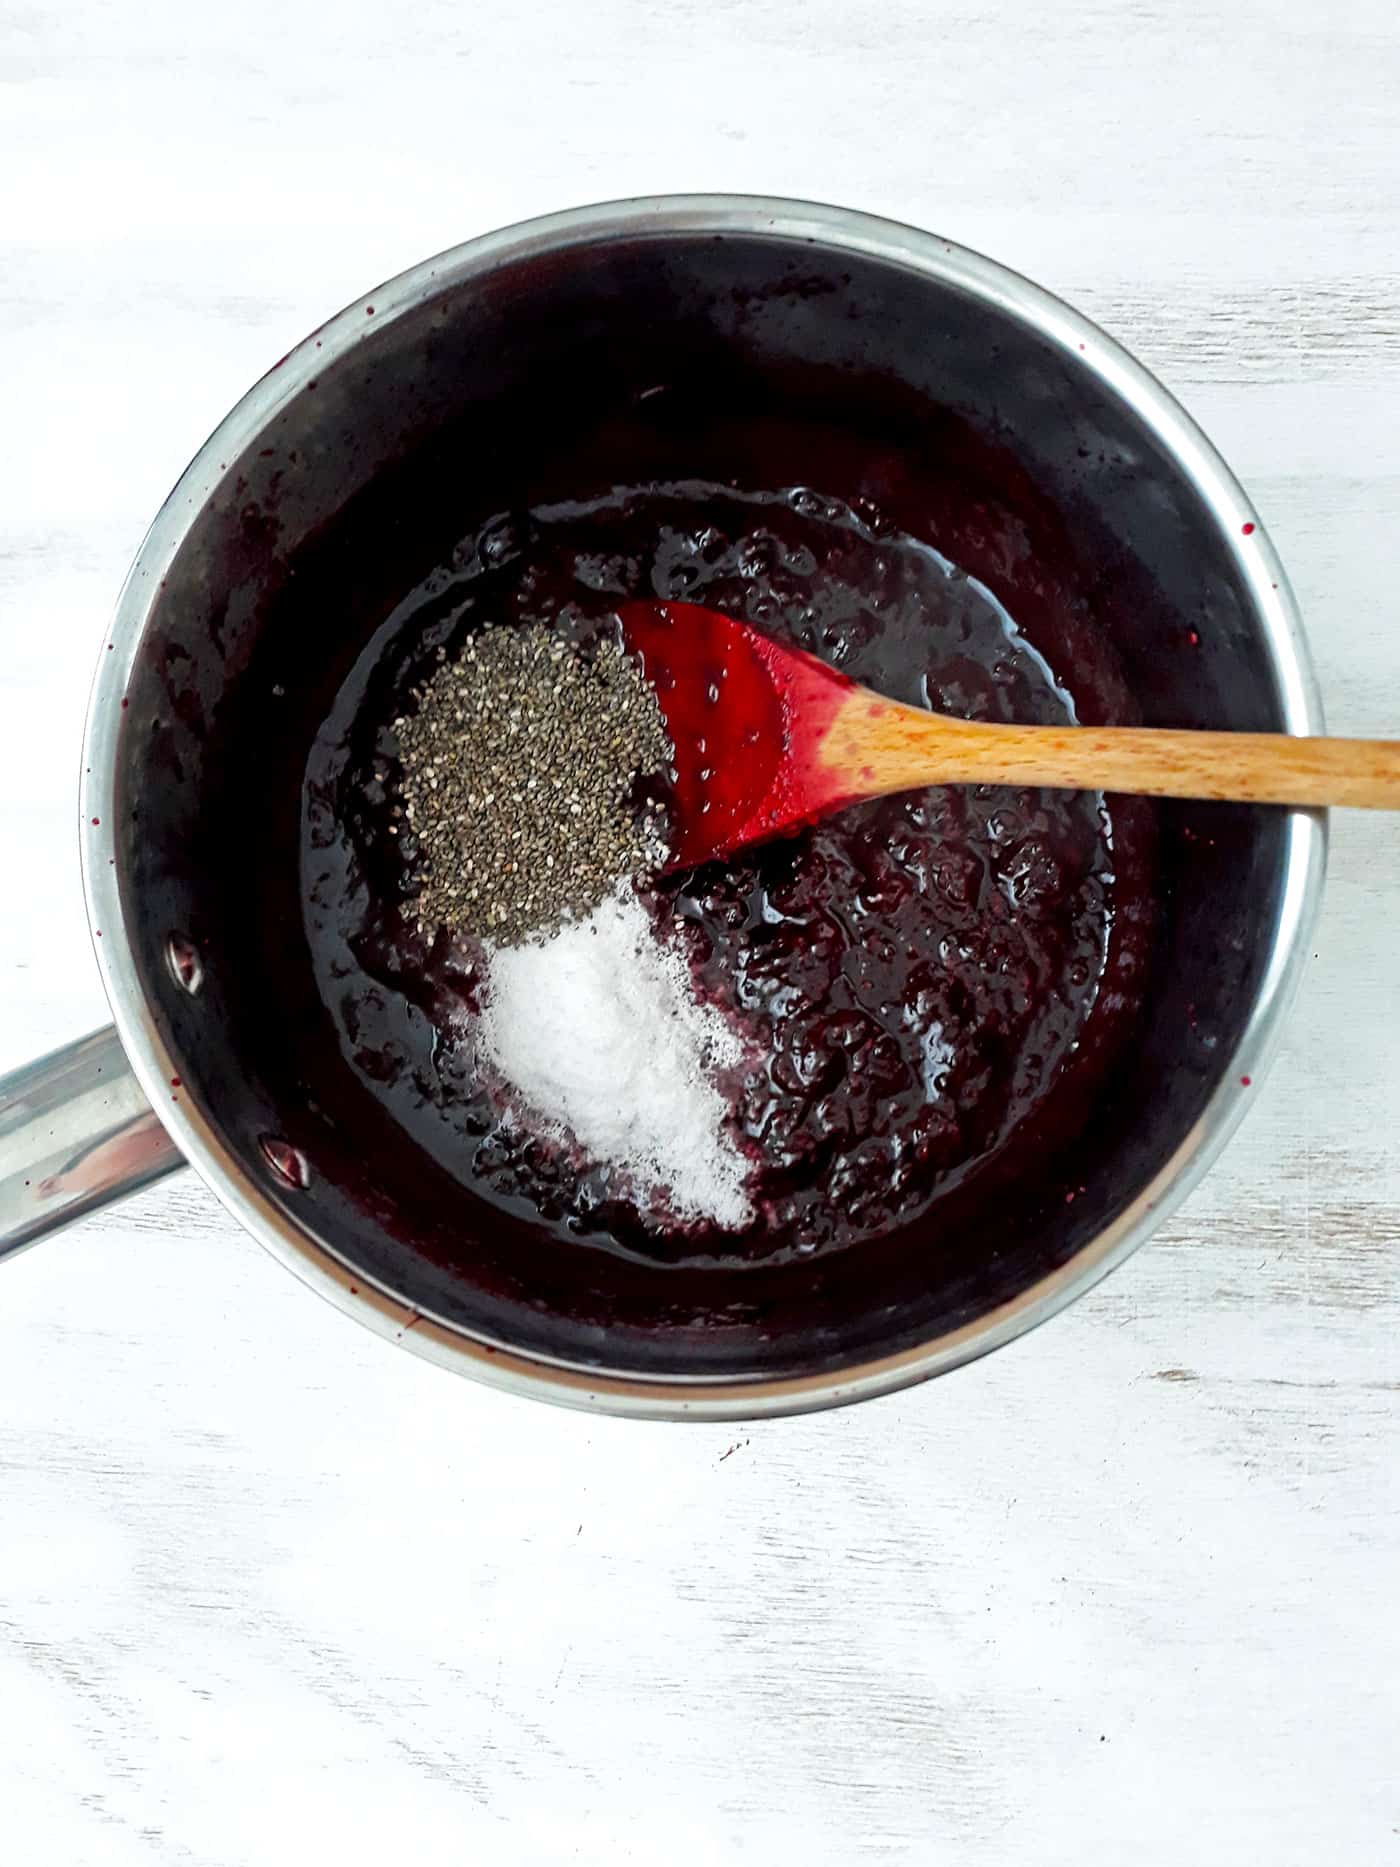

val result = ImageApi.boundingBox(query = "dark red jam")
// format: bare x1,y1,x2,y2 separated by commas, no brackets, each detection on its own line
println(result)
306,482,1156,1267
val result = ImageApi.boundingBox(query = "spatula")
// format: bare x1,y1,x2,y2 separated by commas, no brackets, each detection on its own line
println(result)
617,599,1400,870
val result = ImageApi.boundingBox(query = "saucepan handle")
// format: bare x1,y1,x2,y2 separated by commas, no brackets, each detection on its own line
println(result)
0,1027,185,1262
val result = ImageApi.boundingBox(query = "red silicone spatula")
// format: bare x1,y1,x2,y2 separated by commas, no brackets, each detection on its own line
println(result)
618,599,1400,871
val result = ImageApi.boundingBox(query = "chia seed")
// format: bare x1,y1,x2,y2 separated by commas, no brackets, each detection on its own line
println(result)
393,623,671,945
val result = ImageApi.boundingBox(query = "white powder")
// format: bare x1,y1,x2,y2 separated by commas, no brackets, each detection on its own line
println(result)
477,888,753,1229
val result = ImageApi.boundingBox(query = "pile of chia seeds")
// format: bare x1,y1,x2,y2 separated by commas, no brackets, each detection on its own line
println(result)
393,624,672,945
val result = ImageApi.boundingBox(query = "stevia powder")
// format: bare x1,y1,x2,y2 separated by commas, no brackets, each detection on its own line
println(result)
478,886,754,1229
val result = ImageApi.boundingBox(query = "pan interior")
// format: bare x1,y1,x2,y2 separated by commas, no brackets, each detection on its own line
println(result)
114,226,1290,1380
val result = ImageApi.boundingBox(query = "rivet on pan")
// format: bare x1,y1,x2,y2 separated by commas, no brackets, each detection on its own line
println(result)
259,1136,310,1190
165,933,205,996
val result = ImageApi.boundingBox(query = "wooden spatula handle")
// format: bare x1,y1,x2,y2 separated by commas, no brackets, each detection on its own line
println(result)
835,701,1400,810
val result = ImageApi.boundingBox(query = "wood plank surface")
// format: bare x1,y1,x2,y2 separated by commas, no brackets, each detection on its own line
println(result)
1,2,1397,1861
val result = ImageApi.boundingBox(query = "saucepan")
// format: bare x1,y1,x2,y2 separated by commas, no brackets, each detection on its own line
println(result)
0,196,1324,1418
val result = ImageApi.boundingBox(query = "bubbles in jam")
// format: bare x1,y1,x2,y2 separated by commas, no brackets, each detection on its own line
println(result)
305,482,1155,1267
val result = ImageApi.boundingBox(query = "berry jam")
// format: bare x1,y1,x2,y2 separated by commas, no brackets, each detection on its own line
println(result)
306,481,1156,1267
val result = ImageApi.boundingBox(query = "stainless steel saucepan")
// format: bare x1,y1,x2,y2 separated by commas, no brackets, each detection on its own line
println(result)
0,197,1324,1418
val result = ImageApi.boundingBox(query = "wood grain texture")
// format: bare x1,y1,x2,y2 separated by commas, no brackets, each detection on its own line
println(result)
828,708,1400,809
1,2,1398,1862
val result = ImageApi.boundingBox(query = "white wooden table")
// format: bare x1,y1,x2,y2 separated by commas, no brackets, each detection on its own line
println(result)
3,4,1398,1861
